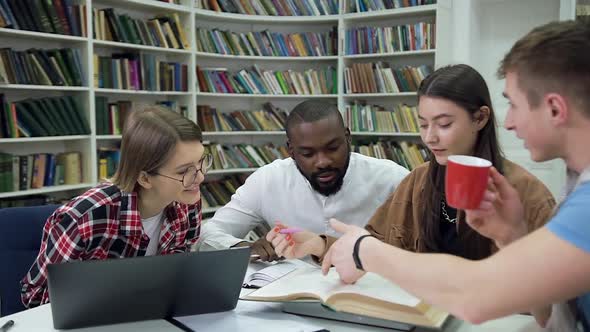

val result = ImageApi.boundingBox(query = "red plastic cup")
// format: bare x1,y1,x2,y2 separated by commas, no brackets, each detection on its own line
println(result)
445,155,492,209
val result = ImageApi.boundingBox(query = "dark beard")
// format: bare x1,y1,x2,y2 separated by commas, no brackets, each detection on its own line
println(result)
296,151,351,197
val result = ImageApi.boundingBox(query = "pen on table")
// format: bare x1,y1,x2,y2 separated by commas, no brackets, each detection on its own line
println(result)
0,320,14,332
279,228,302,234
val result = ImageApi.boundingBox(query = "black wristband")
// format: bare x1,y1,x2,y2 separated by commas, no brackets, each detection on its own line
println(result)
352,234,373,271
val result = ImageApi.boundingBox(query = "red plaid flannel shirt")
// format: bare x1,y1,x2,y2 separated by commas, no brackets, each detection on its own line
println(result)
21,183,201,308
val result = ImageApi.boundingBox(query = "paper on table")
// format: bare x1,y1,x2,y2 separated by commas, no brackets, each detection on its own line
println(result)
173,300,323,332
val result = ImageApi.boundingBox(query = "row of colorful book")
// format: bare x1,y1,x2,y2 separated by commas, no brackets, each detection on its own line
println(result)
344,63,432,94
0,152,82,192
93,9,189,49
0,0,87,36
345,0,437,13
205,143,289,170
95,98,188,135
345,23,436,55
201,175,247,209
197,103,287,132
95,53,188,91
345,101,419,132
0,48,84,86
0,94,90,138
197,66,337,95
196,0,339,16
353,140,428,170
196,27,337,57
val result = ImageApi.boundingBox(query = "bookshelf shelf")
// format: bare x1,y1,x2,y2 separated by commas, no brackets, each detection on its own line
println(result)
95,0,192,13
196,93,337,99
96,135,123,140
208,168,258,175
0,28,88,42
95,88,191,96
0,85,89,91
351,132,420,137
342,4,437,21
0,136,92,143
0,183,95,199
195,52,338,61
343,92,418,98
343,50,436,59
203,131,285,136
194,9,340,24
93,40,193,54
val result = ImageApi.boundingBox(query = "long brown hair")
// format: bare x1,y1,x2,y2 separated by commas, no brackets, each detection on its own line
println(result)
111,106,202,192
418,64,504,259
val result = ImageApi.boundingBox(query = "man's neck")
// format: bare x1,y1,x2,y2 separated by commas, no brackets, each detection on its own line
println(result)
562,123,590,174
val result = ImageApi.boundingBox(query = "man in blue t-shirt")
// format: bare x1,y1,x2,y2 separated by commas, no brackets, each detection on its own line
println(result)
305,20,590,331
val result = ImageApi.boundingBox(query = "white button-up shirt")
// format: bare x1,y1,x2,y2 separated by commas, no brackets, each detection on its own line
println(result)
201,152,410,249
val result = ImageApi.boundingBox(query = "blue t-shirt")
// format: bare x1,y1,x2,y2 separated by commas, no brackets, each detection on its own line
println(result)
547,182,590,329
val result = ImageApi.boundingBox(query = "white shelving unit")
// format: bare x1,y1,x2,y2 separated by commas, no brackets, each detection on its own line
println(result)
0,0,451,202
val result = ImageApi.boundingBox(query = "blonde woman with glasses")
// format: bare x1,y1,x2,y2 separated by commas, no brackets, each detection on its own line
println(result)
21,106,211,309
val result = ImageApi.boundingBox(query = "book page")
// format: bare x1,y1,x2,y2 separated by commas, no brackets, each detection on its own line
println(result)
243,260,313,288
245,267,420,308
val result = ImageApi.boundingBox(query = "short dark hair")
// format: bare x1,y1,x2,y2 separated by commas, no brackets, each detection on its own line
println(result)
285,100,344,139
498,20,590,115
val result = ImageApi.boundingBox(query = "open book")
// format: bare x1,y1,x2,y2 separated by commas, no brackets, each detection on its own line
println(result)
242,267,449,329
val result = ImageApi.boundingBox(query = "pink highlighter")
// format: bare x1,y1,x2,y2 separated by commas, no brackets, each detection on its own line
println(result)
278,228,302,234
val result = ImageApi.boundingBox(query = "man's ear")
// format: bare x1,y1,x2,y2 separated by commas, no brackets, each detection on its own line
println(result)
344,127,352,144
137,171,153,190
545,93,568,126
287,140,294,159
475,106,491,131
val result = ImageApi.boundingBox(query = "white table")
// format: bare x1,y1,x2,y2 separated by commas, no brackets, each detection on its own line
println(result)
0,302,545,332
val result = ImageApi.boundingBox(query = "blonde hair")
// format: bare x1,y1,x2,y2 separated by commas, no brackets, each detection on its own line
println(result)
111,106,202,192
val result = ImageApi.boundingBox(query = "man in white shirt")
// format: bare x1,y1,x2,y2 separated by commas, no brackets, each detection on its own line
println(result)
200,100,410,261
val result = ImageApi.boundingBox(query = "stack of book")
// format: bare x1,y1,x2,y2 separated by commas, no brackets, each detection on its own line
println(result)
0,48,84,86
95,98,188,135
345,23,436,55
0,94,90,138
197,27,337,57
0,152,82,192
345,0,437,13
197,102,287,132
93,9,189,49
344,63,432,93
197,65,337,95
345,101,419,133
195,0,339,16
0,0,87,36
354,141,428,170
200,175,247,209
205,143,289,169
95,53,188,91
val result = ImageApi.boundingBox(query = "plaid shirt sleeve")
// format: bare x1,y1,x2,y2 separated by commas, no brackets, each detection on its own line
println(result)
168,199,202,253
21,209,87,308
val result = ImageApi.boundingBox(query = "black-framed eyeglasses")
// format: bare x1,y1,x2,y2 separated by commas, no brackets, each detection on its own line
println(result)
154,153,213,188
